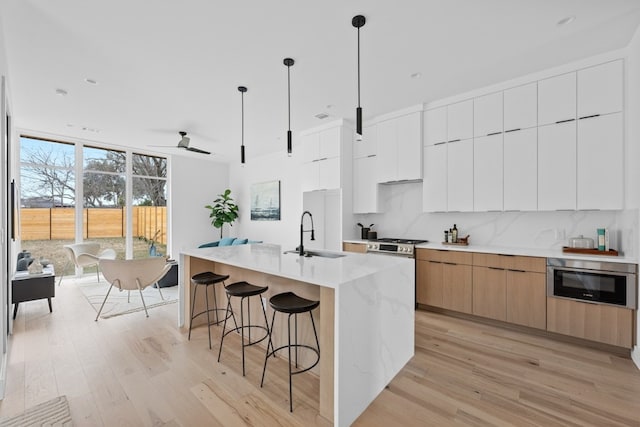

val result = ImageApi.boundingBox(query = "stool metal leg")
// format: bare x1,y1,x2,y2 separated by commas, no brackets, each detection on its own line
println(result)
240,296,246,376
188,282,198,340
217,294,233,363
205,284,212,349
287,313,293,412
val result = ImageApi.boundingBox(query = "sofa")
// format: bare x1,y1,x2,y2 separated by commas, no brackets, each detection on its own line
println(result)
198,237,262,248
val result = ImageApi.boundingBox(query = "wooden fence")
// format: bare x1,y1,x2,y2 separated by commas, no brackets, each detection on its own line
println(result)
20,206,167,244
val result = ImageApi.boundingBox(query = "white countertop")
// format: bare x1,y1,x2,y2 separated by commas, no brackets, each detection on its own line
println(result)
342,239,636,264
181,243,414,289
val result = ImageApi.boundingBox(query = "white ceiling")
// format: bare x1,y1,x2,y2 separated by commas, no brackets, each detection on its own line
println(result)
1,0,640,162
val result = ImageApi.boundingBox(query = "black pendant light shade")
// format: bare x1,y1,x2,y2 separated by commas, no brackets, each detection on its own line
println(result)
284,57,294,156
238,86,247,164
352,15,366,139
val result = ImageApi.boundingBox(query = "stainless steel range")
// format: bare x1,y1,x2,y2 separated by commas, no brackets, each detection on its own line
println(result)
366,238,428,257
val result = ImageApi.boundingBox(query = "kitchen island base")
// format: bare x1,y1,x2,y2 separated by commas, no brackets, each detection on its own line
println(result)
181,245,415,426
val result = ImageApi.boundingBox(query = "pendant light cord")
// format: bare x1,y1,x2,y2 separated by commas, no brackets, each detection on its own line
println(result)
357,26,361,108
241,91,244,147
287,65,291,131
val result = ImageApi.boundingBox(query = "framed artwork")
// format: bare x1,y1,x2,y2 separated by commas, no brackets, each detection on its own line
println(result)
250,180,281,221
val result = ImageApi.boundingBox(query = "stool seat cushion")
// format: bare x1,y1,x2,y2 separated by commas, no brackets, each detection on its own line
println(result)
225,281,268,297
269,292,319,314
192,271,229,285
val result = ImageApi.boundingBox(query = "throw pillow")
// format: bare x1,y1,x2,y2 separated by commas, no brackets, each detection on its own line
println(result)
218,237,236,246
198,241,220,248
232,238,248,245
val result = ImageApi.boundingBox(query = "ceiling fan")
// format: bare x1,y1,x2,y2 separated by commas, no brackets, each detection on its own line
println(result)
150,131,211,155
175,131,211,154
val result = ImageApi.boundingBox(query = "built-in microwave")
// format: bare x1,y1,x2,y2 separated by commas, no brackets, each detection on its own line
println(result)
547,258,637,309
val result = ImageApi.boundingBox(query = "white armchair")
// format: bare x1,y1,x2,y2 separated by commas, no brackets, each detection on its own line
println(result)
95,257,172,321
58,242,117,286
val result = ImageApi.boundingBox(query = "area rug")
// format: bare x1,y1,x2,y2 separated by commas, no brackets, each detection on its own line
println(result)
0,395,72,426
78,276,178,319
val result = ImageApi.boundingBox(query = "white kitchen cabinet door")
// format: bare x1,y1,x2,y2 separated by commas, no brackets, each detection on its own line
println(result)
424,106,447,146
538,72,576,126
376,118,398,183
318,157,340,190
473,134,503,211
447,100,473,142
301,161,320,192
504,82,537,131
577,60,623,119
302,132,320,163
319,126,341,159
538,121,576,210
354,123,377,158
504,128,537,211
353,155,380,213
447,139,474,212
474,92,503,137
577,113,623,210
423,143,447,212
397,111,423,180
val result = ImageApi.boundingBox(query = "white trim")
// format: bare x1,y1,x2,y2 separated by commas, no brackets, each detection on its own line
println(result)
632,346,640,370
365,104,424,125
0,351,7,399
299,118,346,136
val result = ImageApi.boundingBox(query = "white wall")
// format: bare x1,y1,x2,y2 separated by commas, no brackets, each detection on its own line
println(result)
627,24,640,369
229,149,304,249
169,155,229,257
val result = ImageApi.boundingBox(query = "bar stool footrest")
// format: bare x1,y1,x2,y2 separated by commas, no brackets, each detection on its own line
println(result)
266,344,320,375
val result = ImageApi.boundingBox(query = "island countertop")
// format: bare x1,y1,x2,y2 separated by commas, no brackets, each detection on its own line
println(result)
181,243,413,289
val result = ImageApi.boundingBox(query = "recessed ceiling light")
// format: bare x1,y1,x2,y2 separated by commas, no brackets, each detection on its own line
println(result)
55,88,68,96
326,104,333,109
410,72,422,79
557,16,575,26
66,123,74,127
84,78,98,85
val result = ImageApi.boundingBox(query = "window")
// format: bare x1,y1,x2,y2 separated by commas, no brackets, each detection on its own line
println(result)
132,153,167,258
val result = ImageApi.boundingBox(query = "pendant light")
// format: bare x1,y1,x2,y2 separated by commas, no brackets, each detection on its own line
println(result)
238,86,247,164
352,14,366,140
284,57,295,156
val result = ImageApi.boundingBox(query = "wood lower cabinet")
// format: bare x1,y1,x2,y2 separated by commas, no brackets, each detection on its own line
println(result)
416,250,472,313
547,297,633,348
342,242,367,253
472,266,507,321
506,270,546,329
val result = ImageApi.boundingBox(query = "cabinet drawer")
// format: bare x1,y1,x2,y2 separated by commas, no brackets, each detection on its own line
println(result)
441,251,473,265
416,249,443,262
504,256,546,273
472,253,507,269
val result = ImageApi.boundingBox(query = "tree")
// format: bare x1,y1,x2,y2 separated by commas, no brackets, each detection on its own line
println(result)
205,189,239,238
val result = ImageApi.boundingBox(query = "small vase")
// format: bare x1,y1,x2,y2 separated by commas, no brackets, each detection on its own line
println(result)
149,244,157,257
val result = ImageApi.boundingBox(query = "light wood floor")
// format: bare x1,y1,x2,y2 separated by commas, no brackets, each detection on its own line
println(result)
1,277,639,426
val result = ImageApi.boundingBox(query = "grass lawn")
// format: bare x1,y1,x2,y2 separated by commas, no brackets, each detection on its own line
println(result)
20,238,168,277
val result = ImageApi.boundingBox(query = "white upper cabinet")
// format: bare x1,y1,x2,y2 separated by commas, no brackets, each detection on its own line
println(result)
504,83,537,131
397,112,423,181
423,143,447,212
376,111,422,183
301,123,349,192
538,72,576,126
538,121,576,210
376,118,398,183
577,113,623,210
353,123,377,158
473,134,503,211
353,124,381,213
447,139,474,212
474,92,503,137
447,100,473,141
577,60,623,118
504,128,537,211
424,107,447,146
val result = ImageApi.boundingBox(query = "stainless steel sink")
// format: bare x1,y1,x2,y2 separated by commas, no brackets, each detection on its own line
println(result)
283,249,346,258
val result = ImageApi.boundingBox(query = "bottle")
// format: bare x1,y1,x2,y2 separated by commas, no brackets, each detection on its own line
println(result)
448,228,453,243
452,224,458,243
444,230,449,243
597,228,605,251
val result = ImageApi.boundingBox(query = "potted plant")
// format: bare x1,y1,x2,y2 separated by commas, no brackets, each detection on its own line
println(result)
205,189,239,238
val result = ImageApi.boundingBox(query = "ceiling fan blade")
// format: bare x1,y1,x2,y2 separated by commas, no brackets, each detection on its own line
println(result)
186,146,211,155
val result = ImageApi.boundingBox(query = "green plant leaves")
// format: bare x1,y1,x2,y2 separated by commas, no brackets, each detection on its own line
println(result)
205,189,239,238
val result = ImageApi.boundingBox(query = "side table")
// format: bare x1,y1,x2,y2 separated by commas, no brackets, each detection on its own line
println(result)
12,266,55,319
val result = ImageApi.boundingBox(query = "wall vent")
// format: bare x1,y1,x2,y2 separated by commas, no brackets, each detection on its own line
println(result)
314,113,329,120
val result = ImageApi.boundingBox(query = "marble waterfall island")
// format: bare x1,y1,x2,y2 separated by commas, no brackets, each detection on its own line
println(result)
180,243,415,426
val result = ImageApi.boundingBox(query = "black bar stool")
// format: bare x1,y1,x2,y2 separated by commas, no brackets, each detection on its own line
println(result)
217,281,273,376
188,271,236,349
260,291,320,412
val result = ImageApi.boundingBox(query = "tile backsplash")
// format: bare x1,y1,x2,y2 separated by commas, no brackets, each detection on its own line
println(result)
352,182,637,257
